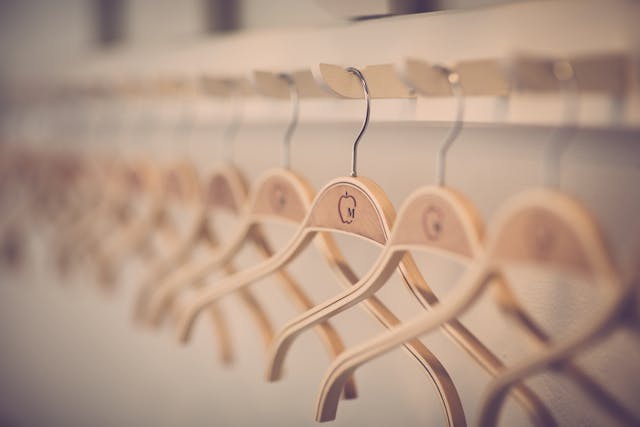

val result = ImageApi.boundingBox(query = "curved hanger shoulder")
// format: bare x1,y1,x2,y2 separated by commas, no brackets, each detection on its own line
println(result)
205,164,249,214
488,189,618,282
390,185,483,259
306,176,393,245
249,168,314,223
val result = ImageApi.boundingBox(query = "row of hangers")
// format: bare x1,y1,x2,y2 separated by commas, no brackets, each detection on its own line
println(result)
1,57,639,427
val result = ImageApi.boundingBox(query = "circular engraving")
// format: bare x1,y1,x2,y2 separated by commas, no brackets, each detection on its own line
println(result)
532,222,555,259
422,205,444,241
270,183,287,212
165,170,182,197
208,176,229,206
529,212,555,259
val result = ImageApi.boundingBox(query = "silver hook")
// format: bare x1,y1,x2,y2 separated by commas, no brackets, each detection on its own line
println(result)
221,83,243,163
433,65,464,186
543,59,579,188
278,73,299,170
346,67,370,177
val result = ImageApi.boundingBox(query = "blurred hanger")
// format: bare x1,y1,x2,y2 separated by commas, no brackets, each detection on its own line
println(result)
93,81,212,285
61,88,157,283
265,64,555,425
95,157,191,285
172,67,465,426
477,60,638,427
133,81,274,364
313,60,632,426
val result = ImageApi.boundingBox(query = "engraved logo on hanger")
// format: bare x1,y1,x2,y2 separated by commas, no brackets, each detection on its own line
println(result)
208,176,229,205
270,183,287,212
338,192,356,224
530,215,555,259
165,171,182,198
422,205,443,240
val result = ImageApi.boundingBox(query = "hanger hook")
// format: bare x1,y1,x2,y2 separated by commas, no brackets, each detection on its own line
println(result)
433,65,464,186
346,67,370,177
544,59,580,188
278,73,299,170
222,82,243,163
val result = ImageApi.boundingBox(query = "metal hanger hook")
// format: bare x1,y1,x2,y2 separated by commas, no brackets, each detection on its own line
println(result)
222,83,243,163
346,67,370,177
433,65,464,186
278,73,299,170
544,59,580,188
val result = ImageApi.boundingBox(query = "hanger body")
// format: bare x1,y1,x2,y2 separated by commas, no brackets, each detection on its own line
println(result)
313,189,627,425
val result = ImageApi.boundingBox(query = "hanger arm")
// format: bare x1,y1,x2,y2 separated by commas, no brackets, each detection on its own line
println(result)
477,288,630,427
248,229,358,400
143,219,254,324
265,248,403,381
314,262,492,422
133,214,206,322
494,277,640,426
175,227,317,343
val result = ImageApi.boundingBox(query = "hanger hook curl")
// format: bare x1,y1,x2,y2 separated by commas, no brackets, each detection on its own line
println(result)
346,67,370,177
433,65,464,186
278,73,299,170
544,59,580,188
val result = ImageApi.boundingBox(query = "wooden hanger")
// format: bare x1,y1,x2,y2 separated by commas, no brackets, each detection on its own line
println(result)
313,61,632,426
264,65,555,425
474,189,631,426
172,67,469,427
476,59,638,427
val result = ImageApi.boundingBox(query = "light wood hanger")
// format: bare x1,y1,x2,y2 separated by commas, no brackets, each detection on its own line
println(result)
172,67,469,427
474,190,630,426
313,61,632,426
478,60,640,426
264,65,555,425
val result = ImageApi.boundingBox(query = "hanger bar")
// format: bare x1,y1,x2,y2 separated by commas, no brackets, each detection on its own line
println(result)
10,52,637,101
